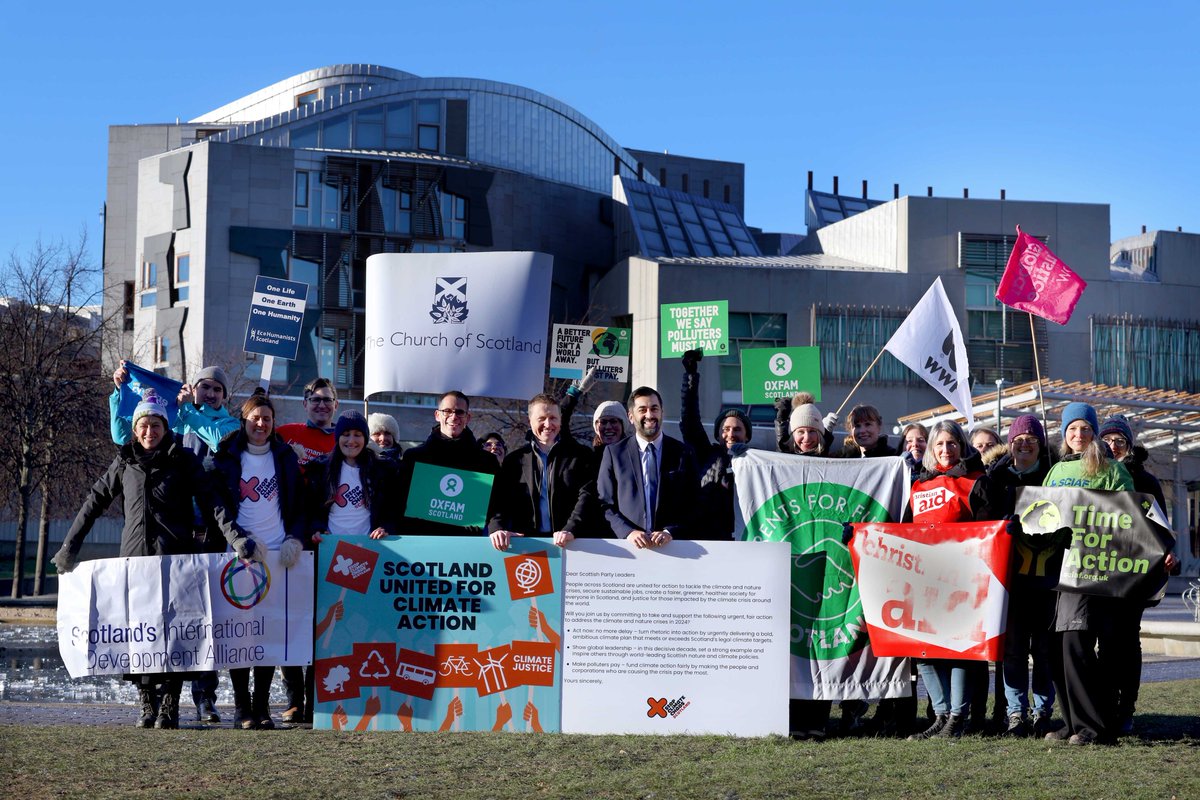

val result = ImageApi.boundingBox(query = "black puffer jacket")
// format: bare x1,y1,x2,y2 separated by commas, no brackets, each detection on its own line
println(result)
1124,445,1167,513
211,432,307,546
61,432,247,560
680,371,741,539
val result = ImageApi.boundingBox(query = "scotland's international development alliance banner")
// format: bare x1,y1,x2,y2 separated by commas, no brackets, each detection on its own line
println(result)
57,553,313,677
364,252,553,400
732,451,911,700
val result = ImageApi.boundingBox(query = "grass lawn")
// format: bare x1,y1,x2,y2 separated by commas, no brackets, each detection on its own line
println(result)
3,680,1198,800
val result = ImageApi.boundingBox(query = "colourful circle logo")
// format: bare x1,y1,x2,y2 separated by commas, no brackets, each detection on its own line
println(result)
220,558,271,609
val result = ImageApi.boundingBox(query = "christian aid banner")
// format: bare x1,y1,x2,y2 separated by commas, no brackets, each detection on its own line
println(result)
313,536,563,732
848,521,1011,661
1015,486,1173,599
56,552,314,677
731,450,912,700
363,252,552,401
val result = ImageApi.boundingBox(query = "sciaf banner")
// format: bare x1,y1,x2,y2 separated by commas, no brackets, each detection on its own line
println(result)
313,537,563,732
364,252,552,400
57,553,314,677
1016,486,1173,599
732,450,911,700
848,521,1011,660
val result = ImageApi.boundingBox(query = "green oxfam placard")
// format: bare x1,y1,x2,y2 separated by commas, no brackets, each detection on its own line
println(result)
660,300,729,358
740,346,821,404
404,462,495,528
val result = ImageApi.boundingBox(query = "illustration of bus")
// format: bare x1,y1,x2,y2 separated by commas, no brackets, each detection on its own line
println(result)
397,662,437,685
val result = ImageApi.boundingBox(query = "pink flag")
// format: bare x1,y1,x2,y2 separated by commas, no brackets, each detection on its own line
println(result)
996,226,1087,325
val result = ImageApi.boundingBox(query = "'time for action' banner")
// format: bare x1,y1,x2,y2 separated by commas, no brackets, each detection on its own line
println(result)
848,520,1011,661
1015,486,1173,600
313,537,563,732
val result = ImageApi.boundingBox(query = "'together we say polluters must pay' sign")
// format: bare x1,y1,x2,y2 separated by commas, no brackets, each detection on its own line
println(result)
660,301,729,357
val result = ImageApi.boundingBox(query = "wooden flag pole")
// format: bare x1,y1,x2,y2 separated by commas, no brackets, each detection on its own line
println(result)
1029,313,1049,433
834,345,888,419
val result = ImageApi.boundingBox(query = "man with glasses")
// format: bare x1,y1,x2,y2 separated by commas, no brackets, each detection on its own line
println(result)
274,377,339,725
397,391,499,535
277,378,339,467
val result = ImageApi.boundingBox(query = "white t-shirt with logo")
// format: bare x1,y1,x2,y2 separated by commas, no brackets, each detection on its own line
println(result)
328,462,371,536
237,450,287,548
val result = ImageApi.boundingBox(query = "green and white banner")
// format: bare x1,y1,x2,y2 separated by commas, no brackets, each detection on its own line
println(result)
660,301,728,357
404,462,495,529
740,346,821,404
732,450,912,701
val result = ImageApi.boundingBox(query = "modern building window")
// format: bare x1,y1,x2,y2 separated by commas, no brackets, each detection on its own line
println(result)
385,102,414,150
960,233,1044,385
293,170,347,230
155,336,169,365
812,305,914,385
123,281,135,331
659,168,667,186
703,179,710,199
291,122,319,148
724,185,731,204
441,192,467,239
174,254,190,303
719,312,787,394
140,260,157,308
355,106,385,149
1092,316,1200,393
295,172,309,207
417,100,441,152
681,174,689,193
295,90,319,107
323,114,350,149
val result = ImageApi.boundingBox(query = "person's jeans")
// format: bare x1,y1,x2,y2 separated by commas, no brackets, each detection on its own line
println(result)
918,660,971,716
1002,589,1056,716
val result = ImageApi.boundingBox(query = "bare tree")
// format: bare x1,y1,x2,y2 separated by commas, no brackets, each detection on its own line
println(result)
0,233,111,597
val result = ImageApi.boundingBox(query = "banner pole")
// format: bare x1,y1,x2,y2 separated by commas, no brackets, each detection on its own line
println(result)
1028,313,1049,432
258,355,275,392
834,345,887,419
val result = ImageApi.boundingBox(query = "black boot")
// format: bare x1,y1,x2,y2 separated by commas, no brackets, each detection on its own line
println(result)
934,713,966,739
907,714,948,741
155,686,180,730
137,686,159,729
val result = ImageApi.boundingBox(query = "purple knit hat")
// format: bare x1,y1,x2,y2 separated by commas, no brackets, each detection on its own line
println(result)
1007,414,1046,449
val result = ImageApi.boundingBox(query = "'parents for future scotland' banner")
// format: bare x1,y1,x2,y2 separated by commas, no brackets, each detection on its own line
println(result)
313,537,563,733
1015,486,1173,599
732,450,911,701
57,552,314,677
848,521,1011,661
364,252,552,400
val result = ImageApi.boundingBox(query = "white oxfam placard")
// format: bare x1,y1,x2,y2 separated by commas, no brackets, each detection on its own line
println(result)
561,539,790,736
364,252,553,400
56,552,314,677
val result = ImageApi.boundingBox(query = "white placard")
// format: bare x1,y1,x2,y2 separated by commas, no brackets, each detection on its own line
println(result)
56,552,314,677
561,539,790,736
363,252,553,400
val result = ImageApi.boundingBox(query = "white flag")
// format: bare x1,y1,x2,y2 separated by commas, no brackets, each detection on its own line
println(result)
884,277,973,420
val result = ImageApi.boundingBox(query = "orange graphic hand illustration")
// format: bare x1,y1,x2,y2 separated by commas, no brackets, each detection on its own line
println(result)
438,696,464,731
353,694,382,732
332,703,349,731
492,699,513,731
523,701,543,733
396,699,413,732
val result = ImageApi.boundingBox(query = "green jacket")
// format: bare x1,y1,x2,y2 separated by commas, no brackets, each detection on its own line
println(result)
1042,453,1133,492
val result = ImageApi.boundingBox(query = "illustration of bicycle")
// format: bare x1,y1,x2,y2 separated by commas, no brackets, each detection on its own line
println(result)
439,655,474,677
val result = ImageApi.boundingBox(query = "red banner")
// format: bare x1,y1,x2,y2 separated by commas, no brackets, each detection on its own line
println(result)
996,226,1087,325
848,520,1011,661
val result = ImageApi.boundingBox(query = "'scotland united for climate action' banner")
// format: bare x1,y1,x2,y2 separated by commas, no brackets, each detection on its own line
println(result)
363,252,552,400
1015,486,1173,600
848,521,1011,661
313,537,563,733
56,552,314,677
731,450,911,700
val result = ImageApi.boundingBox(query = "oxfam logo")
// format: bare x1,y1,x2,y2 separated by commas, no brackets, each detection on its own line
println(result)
439,474,464,497
745,482,889,659
220,558,271,610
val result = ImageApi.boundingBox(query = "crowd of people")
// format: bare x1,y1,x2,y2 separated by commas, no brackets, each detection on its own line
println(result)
51,351,1176,743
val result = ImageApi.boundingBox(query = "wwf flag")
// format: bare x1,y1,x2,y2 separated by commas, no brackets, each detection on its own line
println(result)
1015,486,1173,600
884,278,973,420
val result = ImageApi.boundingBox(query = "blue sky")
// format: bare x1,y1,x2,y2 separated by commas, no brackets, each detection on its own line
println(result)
3,1,1197,266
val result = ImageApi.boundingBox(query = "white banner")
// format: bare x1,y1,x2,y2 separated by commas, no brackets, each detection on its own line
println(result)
56,552,314,677
364,252,553,400
732,450,912,700
883,277,973,421
561,539,790,736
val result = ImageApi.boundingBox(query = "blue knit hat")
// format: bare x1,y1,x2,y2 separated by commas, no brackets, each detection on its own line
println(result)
334,410,369,439
1060,402,1099,436
1099,414,1135,446
132,389,169,427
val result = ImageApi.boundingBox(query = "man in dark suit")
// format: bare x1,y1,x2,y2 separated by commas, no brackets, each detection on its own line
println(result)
597,386,700,547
